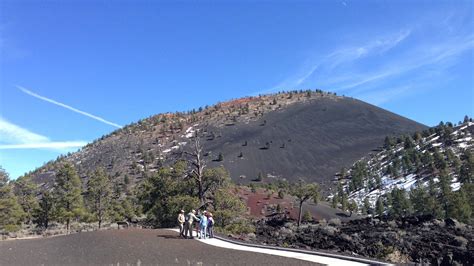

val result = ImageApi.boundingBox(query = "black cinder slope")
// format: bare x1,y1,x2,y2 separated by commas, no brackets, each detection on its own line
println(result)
204,97,427,187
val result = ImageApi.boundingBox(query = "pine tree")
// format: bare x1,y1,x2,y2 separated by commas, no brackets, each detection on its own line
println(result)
256,172,264,182
278,189,285,199
331,195,338,209
384,136,394,149
409,184,428,215
386,191,393,209
110,196,136,223
213,188,246,228
87,168,112,228
442,126,455,145
363,197,371,215
0,167,26,232
438,169,453,218
217,152,224,162
422,151,434,169
13,176,39,224
447,188,471,223
302,210,313,223
53,163,85,232
0,166,8,187
427,177,442,218
290,181,320,227
452,156,462,175
411,149,422,169
124,174,130,185
413,132,422,143
33,191,54,229
459,150,473,184
348,200,358,216
367,177,374,191
340,167,347,179
350,162,367,191
341,191,349,212
402,154,413,173
386,164,399,177
250,183,256,193
390,187,412,217
375,196,384,217
404,136,415,149
433,148,447,170
375,174,382,188
445,149,456,165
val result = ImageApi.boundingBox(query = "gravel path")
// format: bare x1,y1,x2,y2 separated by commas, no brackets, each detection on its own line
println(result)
0,229,319,265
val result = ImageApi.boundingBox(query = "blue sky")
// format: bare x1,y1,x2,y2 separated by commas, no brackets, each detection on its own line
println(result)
1,1,473,179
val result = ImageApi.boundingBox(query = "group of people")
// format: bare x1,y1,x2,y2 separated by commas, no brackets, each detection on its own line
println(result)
178,209,214,239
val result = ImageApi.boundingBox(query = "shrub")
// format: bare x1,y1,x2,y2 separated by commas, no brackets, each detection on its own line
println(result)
250,183,257,193
3,224,21,232
318,218,327,226
278,190,285,199
302,210,313,223
213,189,247,227
328,218,341,226
219,219,255,235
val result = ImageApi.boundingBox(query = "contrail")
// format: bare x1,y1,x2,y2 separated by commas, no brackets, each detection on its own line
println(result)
17,85,122,128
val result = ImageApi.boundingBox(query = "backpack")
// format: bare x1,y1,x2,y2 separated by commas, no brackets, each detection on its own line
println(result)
208,218,213,227
185,214,190,222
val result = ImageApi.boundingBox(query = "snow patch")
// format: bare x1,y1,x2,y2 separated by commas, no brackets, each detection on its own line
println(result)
451,182,461,191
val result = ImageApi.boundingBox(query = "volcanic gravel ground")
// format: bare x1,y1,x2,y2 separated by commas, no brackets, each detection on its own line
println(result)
0,229,319,266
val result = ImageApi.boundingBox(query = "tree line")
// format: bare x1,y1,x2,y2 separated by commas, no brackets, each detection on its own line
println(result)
332,118,473,224
0,164,138,233
0,135,251,235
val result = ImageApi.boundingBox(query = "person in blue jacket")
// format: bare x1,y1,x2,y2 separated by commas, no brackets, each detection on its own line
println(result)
199,210,208,239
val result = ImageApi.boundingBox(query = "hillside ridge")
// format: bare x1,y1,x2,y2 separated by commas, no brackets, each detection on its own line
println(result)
26,90,427,192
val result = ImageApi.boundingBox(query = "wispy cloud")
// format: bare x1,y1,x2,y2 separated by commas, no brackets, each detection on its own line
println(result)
0,117,49,144
0,117,87,150
0,141,87,149
325,30,411,70
268,15,473,106
330,35,474,94
268,30,411,92
17,85,122,128
355,84,414,105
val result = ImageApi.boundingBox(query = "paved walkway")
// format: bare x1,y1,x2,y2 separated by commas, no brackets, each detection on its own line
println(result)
171,229,370,266
196,236,367,265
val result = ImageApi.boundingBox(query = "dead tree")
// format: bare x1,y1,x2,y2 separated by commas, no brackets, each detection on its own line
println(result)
186,132,207,206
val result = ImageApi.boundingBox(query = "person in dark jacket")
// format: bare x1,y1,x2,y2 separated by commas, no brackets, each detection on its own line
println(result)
207,212,214,238
184,210,199,239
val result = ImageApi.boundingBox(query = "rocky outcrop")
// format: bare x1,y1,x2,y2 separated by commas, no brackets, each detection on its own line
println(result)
248,215,473,265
